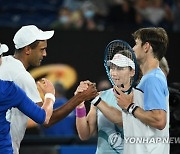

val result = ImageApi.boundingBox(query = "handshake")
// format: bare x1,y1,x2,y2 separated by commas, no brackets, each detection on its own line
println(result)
74,80,99,103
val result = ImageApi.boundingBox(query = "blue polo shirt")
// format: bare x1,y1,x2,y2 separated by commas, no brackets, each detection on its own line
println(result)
0,80,46,154
137,68,169,111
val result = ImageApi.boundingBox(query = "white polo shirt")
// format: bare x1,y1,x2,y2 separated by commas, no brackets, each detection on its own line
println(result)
122,68,169,154
0,55,42,154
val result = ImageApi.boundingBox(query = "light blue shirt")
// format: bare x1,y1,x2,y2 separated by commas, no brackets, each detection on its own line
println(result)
137,68,169,111
96,88,124,154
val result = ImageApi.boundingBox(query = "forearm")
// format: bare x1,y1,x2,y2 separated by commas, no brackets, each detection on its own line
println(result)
44,93,86,127
76,116,92,140
76,105,97,140
97,100,123,127
41,98,54,124
18,96,46,124
133,107,167,130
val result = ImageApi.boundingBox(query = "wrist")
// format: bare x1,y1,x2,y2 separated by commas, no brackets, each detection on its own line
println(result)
127,103,138,117
77,102,85,108
45,93,55,103
76,106,86,118
74,92,86,103
91,96,102,106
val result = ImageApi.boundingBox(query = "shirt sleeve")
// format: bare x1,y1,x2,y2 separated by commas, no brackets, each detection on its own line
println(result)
7,82,46,124
143,76,167,111
14,72,42,103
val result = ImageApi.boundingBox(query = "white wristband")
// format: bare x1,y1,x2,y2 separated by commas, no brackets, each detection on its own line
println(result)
45,93,55,102
128,103,135,114
91,95,100,105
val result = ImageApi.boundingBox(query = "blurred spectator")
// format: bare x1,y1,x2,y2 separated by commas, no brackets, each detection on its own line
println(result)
71,10,85,30
51,7,72,30
106,0,138,30
135,0,173,30
172,0,180,32
81,1,98,30
40,82,76,136
62,0,85,12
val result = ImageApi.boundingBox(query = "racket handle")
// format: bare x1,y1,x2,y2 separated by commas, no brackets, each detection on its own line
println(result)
113,84,124,95
113,88,120,95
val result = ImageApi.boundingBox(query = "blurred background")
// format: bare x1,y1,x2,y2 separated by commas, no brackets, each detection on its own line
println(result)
0,0,180,153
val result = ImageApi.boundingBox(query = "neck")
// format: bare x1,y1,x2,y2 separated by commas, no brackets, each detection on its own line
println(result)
14,53,29,70
140,58,159,75
120,83,131,92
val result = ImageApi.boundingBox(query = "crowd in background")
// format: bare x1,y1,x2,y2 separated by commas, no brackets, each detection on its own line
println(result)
0,0,180,32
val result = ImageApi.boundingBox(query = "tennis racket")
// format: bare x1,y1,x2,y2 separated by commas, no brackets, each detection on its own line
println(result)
104,39,138,94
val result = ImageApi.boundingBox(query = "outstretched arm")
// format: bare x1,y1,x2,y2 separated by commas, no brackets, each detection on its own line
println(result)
95,99,123,127
13,78,55,124
44,84,97,127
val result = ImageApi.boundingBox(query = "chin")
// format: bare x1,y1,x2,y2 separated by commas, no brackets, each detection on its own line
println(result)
33,63,40,67
37,62,41,66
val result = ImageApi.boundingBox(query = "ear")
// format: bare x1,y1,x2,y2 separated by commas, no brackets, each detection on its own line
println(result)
130,69,135,77
143,42,151,53
24,46,32,55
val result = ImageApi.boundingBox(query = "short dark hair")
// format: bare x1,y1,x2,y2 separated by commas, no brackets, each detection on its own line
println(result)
15,40,40,52
132,27,168,60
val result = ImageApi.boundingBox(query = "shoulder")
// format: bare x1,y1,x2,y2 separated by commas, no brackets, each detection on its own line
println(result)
100,88,113,95
0,56,27,79
0,80,19,97
139,68,167,87
0,80,14,91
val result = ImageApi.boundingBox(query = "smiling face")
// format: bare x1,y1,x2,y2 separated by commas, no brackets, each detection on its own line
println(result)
28,40,47,67
110,63,135,89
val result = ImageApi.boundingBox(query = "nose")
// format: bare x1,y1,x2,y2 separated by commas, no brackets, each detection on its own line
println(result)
111,69,118,75
42,50,47,57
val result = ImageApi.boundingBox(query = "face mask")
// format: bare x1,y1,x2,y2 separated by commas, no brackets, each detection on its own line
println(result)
84,10,95,19
59,16,69,24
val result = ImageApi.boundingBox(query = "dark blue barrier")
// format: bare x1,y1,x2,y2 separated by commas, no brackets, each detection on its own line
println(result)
59,145,96,154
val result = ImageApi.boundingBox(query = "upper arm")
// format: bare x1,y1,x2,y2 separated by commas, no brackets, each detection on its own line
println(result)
143,77,167,111
11,85,46,124
17,94,46,124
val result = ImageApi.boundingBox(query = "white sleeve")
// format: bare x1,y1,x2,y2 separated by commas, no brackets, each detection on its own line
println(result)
14,72,42,103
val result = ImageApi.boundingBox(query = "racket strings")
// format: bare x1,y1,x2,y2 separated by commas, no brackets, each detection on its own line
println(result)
104,40,137,93
108,43,134,70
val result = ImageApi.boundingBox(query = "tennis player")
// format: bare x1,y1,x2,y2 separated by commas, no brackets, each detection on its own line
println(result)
0,43,55,154
76,27,169,154
75,50,136,154
114,27,169,154
0,25,97,154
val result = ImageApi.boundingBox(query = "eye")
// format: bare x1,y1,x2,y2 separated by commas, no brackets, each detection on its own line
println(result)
117,67,127,70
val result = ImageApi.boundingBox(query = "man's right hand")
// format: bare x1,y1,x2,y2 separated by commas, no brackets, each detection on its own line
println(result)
37,78,55,95
75,80,98,101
